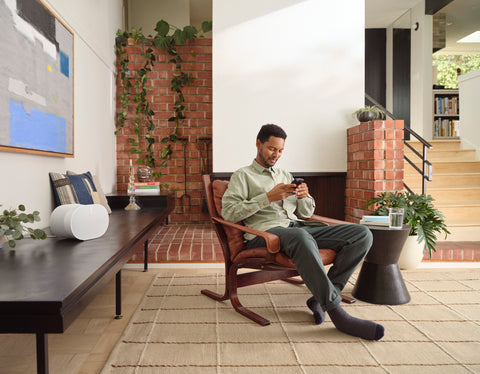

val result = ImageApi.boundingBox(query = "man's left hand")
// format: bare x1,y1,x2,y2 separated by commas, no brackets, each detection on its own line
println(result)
295,183,309,199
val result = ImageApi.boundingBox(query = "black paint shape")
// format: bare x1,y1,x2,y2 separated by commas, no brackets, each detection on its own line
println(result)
16,0,59,51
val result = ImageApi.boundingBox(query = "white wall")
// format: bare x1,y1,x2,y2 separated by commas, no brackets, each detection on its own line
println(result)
128,0,190,36
0,0,123,229
410,1,433,139
213,0,364,173
458,69,480,154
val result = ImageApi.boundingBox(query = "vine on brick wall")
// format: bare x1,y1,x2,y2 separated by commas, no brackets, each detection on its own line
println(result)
115,20,212,178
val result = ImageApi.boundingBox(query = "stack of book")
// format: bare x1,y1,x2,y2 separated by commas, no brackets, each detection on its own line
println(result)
359,215,389,226
134,182,160,195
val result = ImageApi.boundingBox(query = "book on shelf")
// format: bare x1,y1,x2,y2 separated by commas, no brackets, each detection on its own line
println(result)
434,96,458,115
359,215,389,226
135,182,160,187
134,181,160,195
433,119,460,137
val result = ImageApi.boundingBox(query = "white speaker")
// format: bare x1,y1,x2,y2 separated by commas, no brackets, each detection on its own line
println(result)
50,204,109,240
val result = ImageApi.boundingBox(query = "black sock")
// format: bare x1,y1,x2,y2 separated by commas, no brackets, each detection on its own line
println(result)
327,305,385,341
306,296,325,325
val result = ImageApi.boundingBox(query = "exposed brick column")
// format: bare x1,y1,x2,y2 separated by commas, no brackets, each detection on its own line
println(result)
345,120,405,223
115,38,212,223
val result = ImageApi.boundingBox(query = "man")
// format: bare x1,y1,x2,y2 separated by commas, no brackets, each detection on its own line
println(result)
222,124,384,341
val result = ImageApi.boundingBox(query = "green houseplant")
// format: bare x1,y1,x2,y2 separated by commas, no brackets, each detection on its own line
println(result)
0,204,47,248
365,191,450,259
353,105,385,122
115,20,212,179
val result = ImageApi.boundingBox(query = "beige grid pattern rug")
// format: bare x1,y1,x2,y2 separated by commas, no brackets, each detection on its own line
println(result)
102,269,480,373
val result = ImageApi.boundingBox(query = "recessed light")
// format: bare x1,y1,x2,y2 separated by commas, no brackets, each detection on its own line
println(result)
457,31,480,43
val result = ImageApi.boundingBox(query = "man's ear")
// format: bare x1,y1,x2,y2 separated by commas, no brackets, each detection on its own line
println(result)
256,139,261,149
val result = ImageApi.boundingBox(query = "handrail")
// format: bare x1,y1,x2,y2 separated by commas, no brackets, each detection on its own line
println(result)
365,93,433,194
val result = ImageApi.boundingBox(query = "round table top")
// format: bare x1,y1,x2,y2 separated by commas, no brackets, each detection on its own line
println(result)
362,224,410,232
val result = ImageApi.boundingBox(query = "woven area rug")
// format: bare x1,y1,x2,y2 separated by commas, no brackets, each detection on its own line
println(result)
102,269,480,373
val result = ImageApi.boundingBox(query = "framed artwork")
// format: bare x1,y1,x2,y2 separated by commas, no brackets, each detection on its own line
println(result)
0,0,74,157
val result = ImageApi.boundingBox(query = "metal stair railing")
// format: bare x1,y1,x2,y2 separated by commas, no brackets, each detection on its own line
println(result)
365,93,433,194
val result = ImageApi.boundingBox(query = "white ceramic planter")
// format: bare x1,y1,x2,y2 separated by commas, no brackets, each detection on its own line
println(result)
398,235,425,270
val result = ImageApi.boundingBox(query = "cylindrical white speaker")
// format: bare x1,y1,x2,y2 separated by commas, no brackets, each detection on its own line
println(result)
50,204,109,240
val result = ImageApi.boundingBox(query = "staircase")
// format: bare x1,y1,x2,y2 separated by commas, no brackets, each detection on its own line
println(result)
404,139,480,241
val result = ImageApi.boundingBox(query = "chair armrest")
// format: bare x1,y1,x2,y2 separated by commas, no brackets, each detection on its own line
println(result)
212,216,280,253
306,214,353,225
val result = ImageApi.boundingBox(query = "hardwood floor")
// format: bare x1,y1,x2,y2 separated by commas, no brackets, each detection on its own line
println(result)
0,268,221,374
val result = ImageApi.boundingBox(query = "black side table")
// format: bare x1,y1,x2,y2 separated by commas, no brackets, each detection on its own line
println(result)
352,225,411,305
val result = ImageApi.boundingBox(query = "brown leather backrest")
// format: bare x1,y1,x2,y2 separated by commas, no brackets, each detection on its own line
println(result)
211,179,247,260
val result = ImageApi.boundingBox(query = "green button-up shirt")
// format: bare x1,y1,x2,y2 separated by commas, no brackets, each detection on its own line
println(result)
222,160,316,240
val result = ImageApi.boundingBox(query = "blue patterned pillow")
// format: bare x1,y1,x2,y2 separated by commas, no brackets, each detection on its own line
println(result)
49,171,112,213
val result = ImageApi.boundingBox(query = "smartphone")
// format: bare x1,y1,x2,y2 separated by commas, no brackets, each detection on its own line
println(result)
292,178,304,186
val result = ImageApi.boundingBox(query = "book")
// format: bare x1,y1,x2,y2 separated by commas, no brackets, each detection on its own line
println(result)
134,189,160,195
359,215,389,226
135,182,160,187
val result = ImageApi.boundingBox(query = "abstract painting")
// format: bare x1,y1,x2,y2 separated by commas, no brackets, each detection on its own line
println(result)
0,0,74,157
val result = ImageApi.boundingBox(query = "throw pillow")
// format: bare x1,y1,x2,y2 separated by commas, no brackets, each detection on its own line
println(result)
49,171,112,214
67,171,112,214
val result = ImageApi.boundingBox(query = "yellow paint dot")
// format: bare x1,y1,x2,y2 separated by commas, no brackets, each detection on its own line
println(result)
47,65,52,72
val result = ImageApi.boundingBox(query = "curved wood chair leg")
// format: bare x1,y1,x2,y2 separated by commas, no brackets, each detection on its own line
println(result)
201,264,230,301
229,264,270,326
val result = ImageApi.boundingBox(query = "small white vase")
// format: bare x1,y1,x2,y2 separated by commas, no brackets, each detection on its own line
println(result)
398,235,425,270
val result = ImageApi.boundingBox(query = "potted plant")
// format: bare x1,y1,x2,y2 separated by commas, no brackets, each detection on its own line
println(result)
0,204,47,249
353,105,385,122
365,191,450,269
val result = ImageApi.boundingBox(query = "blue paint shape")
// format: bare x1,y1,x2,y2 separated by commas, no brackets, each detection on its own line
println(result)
9,99,67,153
60,50,69,77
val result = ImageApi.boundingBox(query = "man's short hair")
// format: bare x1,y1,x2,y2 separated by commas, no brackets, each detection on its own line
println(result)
256,124,287,143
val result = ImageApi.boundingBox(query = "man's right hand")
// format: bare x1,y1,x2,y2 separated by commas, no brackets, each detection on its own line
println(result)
267,183,296,202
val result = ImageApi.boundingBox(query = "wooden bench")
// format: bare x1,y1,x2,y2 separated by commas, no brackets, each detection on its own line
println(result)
0,194,174,374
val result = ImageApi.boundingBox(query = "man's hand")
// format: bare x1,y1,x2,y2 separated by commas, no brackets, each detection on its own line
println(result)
267,183,297,202
295,182,309,199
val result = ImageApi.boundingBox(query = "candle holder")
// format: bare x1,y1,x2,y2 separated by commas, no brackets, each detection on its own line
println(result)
125,161,140,211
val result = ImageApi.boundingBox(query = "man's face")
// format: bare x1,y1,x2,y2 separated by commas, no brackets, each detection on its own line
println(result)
256,136,285,168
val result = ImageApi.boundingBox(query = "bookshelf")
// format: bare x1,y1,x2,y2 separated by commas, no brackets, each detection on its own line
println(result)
433,89,459,139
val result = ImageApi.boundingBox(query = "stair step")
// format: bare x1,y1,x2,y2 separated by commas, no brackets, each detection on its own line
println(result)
436,201,480,222
403,139,479,242
404,160,480,174
444,225,480,241
405,173,480,188
404,187,480,201
405,149,477,161
405,139,461,152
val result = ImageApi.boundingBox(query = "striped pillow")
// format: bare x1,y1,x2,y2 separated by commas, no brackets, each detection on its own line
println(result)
49,171,111,214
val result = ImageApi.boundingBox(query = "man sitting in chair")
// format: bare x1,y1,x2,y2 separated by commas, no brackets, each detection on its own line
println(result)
221,124,384,341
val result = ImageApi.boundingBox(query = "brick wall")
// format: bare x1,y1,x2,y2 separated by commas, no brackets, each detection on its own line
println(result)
115,38,212,223
345,120,405,222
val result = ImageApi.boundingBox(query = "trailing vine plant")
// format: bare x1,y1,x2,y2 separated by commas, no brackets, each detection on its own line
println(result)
115,20,212,179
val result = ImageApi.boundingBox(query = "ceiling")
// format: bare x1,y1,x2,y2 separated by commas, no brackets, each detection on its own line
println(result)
190,0,480,54
366,0,480,54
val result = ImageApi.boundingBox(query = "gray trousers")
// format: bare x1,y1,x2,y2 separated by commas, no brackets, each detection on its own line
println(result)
246,222,372,311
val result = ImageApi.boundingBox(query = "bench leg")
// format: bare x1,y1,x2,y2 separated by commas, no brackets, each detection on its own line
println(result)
115,270,123,319
36,333,49,374
144,239,148,272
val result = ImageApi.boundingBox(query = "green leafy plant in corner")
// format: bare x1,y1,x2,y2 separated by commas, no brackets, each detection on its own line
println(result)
0,205,47,248
364,191,450,258
115,20,212,179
